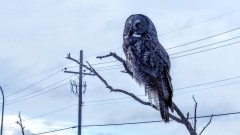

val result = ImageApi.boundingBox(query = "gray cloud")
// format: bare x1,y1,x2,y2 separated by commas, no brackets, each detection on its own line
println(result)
1,0,240,135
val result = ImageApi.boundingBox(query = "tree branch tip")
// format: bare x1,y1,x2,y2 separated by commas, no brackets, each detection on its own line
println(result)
186,112,190,119
199,114,214,135
192,95,196,101
67,53,70,57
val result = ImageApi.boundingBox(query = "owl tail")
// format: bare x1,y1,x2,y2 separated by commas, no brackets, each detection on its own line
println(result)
145,70,174,122
159,69,174,122
158,95,170,122
145,82,172,122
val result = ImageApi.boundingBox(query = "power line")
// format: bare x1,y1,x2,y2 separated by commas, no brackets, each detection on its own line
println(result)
6,26,237,86
171,40,240,59
175,74,240,90
3,74,240,127
166,27,240,50
5,70,62,98
3,82,71,106
158,8,240,36
90,38,240,70
2,27,236,97
84,8,240,59
5,58,240,106
5,75,75,104
4,104,78,126
33,111,240,134
96,67,124,71
6,72,240,122
84,27,240,69
91,60,118,66
95,64,123,70
170,35,240,55
92,27,240,60
175,80,240,95
80,34,240,71
33,126,77,135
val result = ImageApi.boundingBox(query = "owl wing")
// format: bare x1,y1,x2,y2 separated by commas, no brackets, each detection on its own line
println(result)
140,40,173,110
140,40,170,77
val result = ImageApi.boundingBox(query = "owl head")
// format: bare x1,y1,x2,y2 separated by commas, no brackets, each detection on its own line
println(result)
123,14,158,40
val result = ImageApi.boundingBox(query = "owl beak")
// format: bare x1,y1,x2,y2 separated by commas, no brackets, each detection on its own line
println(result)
124,29,134,39
124,28,141,39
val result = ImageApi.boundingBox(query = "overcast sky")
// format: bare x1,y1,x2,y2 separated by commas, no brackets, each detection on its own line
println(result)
1,0,240,135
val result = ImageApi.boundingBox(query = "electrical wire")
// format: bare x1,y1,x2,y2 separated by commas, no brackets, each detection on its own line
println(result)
3,74,240,128
85,8,240,59
32,111,240,134
174,74,240,91
4,104,78,126
3,27,239,91
92,35,240,71
5,75,75,103
91,60,118,66
87,27,240,61
5,70,62,98
166,27,240,50
88,37,239,70
171,40,240,59
4,61,240,107
94,64,123,70
3,82,71,106
96,67,124,71
175,80,240,95
170,35,240,55
84,27,240,70
158,8,240,36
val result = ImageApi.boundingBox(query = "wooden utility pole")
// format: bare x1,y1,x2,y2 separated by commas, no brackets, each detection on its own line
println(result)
78,50,83,135
65,50,94,135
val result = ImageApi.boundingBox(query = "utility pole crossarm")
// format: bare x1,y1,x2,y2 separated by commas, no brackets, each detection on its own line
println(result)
64,71,95,76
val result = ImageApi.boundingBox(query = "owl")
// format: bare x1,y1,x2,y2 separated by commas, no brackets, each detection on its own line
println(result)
122,14,174,122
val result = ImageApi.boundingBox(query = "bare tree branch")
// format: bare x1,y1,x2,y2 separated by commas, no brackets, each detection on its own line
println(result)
86,53,198,134
85,61,183,124
66,53,80,64
199,115,213,135
96,52,133,77
16,111,25,135
173,103,197,135
186,112,190,120
193,95,198,132
65,52,202,135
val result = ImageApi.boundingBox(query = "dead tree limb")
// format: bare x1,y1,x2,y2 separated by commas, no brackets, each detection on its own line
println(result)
97,52,133,77
16,111,25,135
199,115,213,135
95,53,199,134
65,52,214,135
85,61,183,124
66,53,80,64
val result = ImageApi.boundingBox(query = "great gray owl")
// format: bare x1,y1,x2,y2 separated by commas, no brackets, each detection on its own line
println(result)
122,14,174,122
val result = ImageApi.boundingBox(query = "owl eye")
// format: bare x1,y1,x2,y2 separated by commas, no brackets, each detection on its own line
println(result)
136,22,141,28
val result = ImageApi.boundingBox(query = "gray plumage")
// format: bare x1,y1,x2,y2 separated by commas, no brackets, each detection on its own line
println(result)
122,14,174,122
